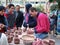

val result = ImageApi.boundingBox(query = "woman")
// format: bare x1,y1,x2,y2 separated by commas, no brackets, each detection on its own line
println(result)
23,4,37,28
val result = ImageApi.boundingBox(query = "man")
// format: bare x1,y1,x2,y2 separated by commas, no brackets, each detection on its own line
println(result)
4,4,16,29
0,6,8,45
0,6,8,33
29,7,50,39
15,5,24,30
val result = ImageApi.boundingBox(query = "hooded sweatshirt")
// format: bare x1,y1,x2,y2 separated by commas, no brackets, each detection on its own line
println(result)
35,13,50,33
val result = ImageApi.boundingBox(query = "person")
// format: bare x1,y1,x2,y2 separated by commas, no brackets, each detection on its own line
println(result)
56,2,60,35
23,4,37,28
49,10,57,34
4,4,16,29
15,5,24,30
50,2,60,35
0,33,8,45
29,7,50,39
0,6,8,45
0,6,8,33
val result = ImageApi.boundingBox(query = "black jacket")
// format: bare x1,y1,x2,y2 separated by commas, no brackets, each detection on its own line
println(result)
0,15,8,32
23,14,37,28
15,11,24,27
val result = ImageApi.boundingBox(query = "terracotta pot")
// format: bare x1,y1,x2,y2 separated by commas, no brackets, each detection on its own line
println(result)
7,30,10,35
49,39,55,45
15,30,18,34
22,35,35,45
10,33,14,37
43,39,49,45
8,35,12,43
18,30,22,35
11,29,14,33
23,28,26,32
14,34,20,44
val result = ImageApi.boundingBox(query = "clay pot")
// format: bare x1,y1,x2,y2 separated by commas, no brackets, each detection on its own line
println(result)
23,28,26,32
7,30,10,35
22,35,35,45
13,27,17,30
43,39,49,45
18,30,22,35
10,33,14,37
8,35,12,43
15,30,18,34
49,39,55,45
11,29,15,33
14,34,20,44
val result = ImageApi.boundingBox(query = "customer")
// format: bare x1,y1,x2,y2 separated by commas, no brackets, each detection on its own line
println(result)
4,4,16,29
0,5,8,45
23,4,37,28
0,6,8,33
29,7,50,39
15,5,24,30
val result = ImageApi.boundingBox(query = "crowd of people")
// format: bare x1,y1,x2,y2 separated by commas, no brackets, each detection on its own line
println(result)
0,2,60,45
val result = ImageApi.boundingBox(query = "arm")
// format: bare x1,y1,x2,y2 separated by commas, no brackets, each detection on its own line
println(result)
23,16,37,28
2,17,8,32
36,14,48,33
28,17,37,28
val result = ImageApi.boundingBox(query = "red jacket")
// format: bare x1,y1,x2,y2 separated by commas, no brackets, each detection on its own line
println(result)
35,13,50,33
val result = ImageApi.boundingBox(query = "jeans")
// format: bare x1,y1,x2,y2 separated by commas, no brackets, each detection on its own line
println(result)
34,33,48,39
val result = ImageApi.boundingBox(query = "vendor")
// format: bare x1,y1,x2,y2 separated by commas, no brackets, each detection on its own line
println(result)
29,7,50,39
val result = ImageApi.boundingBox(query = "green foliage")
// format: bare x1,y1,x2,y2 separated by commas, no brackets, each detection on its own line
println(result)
49,0,54,3
50,4,58,11
49,0,60,3
35,5,44,12
56,0,60,2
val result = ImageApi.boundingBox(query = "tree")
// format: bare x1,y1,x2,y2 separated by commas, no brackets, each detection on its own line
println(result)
56,0,60,2
36,5,44,12
49,0,54,3
50,4,58,11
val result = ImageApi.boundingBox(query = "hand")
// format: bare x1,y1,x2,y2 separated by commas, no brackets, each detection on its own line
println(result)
23,27,26,32
1,24,5,28
27,29,34,34
0,24,2,28
18,27,21,30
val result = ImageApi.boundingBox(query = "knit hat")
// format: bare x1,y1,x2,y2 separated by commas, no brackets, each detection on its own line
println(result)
0,6,5,11
25,4,32,13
